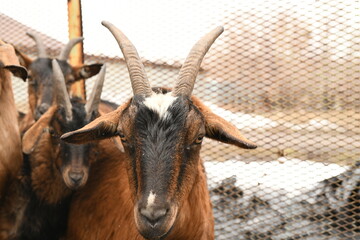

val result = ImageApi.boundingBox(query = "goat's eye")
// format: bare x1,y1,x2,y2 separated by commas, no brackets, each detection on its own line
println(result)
118,132,127,142
194,135,204,144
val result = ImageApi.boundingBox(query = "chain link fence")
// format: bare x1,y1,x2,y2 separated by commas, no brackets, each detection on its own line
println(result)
1,0,359,239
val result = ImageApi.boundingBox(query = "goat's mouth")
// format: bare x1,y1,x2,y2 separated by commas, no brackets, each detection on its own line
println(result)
62,167,88,190
134,202,178,240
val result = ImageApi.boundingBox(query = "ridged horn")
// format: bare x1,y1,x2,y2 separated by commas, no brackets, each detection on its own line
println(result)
101,21,152,97
85,64,106,121
26,32,47,58
52,59,73,121
58,37,84,61
172,26,224,97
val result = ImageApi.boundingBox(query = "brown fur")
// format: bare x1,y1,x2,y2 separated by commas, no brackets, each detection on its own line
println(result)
66,140,214,240
61,24,257,239
27,130,72,204
0,43,26,239
61,93,258,240
0,113,71,239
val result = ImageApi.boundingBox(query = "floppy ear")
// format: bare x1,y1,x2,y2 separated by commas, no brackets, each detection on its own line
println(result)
72,63,103,81
0,43,28,81
4,65,27,81
22,105,58,154
191,96,257,149
61,107,121,144
19,111,35,135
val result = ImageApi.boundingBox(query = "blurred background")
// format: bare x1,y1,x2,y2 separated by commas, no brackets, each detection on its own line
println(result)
1,0,359,239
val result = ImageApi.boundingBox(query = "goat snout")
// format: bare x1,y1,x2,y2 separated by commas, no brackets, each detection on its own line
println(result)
139,207,168,227
35,103,50,119
68,171,84,185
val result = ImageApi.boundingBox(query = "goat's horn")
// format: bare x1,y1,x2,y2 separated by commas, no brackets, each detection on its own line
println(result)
26,32,47,58
172,26,224,97
52,59,73,121
58,37,84,61
102,21,152,97
85,64,106,121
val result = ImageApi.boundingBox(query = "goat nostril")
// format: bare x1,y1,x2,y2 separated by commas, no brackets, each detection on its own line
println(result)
68,172,84,184
140,208,168,227
37,103,50,116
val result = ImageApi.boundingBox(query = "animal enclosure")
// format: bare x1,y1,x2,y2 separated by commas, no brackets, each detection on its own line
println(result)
1,0,359,239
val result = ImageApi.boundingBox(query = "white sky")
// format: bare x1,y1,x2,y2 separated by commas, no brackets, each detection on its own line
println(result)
2,0,358,61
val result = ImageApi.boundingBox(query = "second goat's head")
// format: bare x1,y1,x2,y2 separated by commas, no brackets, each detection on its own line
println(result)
17,33,102,120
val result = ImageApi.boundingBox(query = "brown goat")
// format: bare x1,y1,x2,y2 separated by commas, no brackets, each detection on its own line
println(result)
61,22,257,240
6,61,112,239
0,41,27,239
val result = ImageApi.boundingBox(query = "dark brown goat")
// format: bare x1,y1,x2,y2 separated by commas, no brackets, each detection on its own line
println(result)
16,33,115,187
62,22,257,240
16,33,102,131
7,62,110,240
0,41,27,239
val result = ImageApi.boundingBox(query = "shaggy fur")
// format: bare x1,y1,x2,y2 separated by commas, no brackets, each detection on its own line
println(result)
10,98,118,239
0,43,26,239
12,131,72,239
65,140,214,240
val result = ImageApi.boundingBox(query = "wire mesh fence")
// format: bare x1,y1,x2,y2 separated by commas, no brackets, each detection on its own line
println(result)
1,0,359,239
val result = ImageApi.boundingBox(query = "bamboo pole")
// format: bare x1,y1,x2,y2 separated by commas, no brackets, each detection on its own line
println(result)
67,0,85,99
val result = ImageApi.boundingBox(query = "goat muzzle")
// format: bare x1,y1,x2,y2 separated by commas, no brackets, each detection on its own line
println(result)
134,200,178,240
62,167,88,190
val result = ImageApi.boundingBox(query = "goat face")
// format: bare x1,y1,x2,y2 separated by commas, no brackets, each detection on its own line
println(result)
28,58,74,120
61,22,257,240
22,61,106,190
122,90,207,239
16,33,102,120
54,100,95,189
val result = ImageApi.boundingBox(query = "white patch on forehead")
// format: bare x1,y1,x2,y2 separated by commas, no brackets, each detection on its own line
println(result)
146,191,157,208
143,92,177,119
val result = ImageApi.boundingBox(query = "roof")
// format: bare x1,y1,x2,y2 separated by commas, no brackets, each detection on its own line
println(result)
0,13,64,56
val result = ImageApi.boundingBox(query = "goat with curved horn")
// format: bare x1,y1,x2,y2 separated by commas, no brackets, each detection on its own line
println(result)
61,23,258,240
26,32,47,58
85,64,106,121
58,37,84,61
102,21,152,97
52,59,73,121
172,26,224,97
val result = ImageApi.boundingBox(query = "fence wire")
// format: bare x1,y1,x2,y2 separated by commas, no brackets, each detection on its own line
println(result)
1,0,359,239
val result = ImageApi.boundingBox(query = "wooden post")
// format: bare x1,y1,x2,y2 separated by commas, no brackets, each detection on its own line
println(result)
67,0,85,99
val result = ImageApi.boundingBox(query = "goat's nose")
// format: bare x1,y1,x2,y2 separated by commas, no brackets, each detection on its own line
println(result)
68,171,84,184
139,207,168,227
38,103,50,115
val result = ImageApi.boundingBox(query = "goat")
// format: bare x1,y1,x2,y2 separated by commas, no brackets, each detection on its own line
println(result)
16,33,103,132
0,41,27,239
61,22,257,240
8,61,109,240
17,33,117,189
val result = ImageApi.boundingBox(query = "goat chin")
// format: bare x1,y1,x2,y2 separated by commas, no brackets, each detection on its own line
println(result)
134,203,178,240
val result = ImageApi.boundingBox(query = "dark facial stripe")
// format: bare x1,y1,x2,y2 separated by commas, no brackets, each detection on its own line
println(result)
134,97,188,195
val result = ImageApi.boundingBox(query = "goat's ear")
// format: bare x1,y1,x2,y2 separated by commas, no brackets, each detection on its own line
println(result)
22,105,58,154
192,96,257,149
3,65,27,81
0,44,28,81
61,107,121,144
14,48,33,69
19,111,35,135
72,63,103,81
